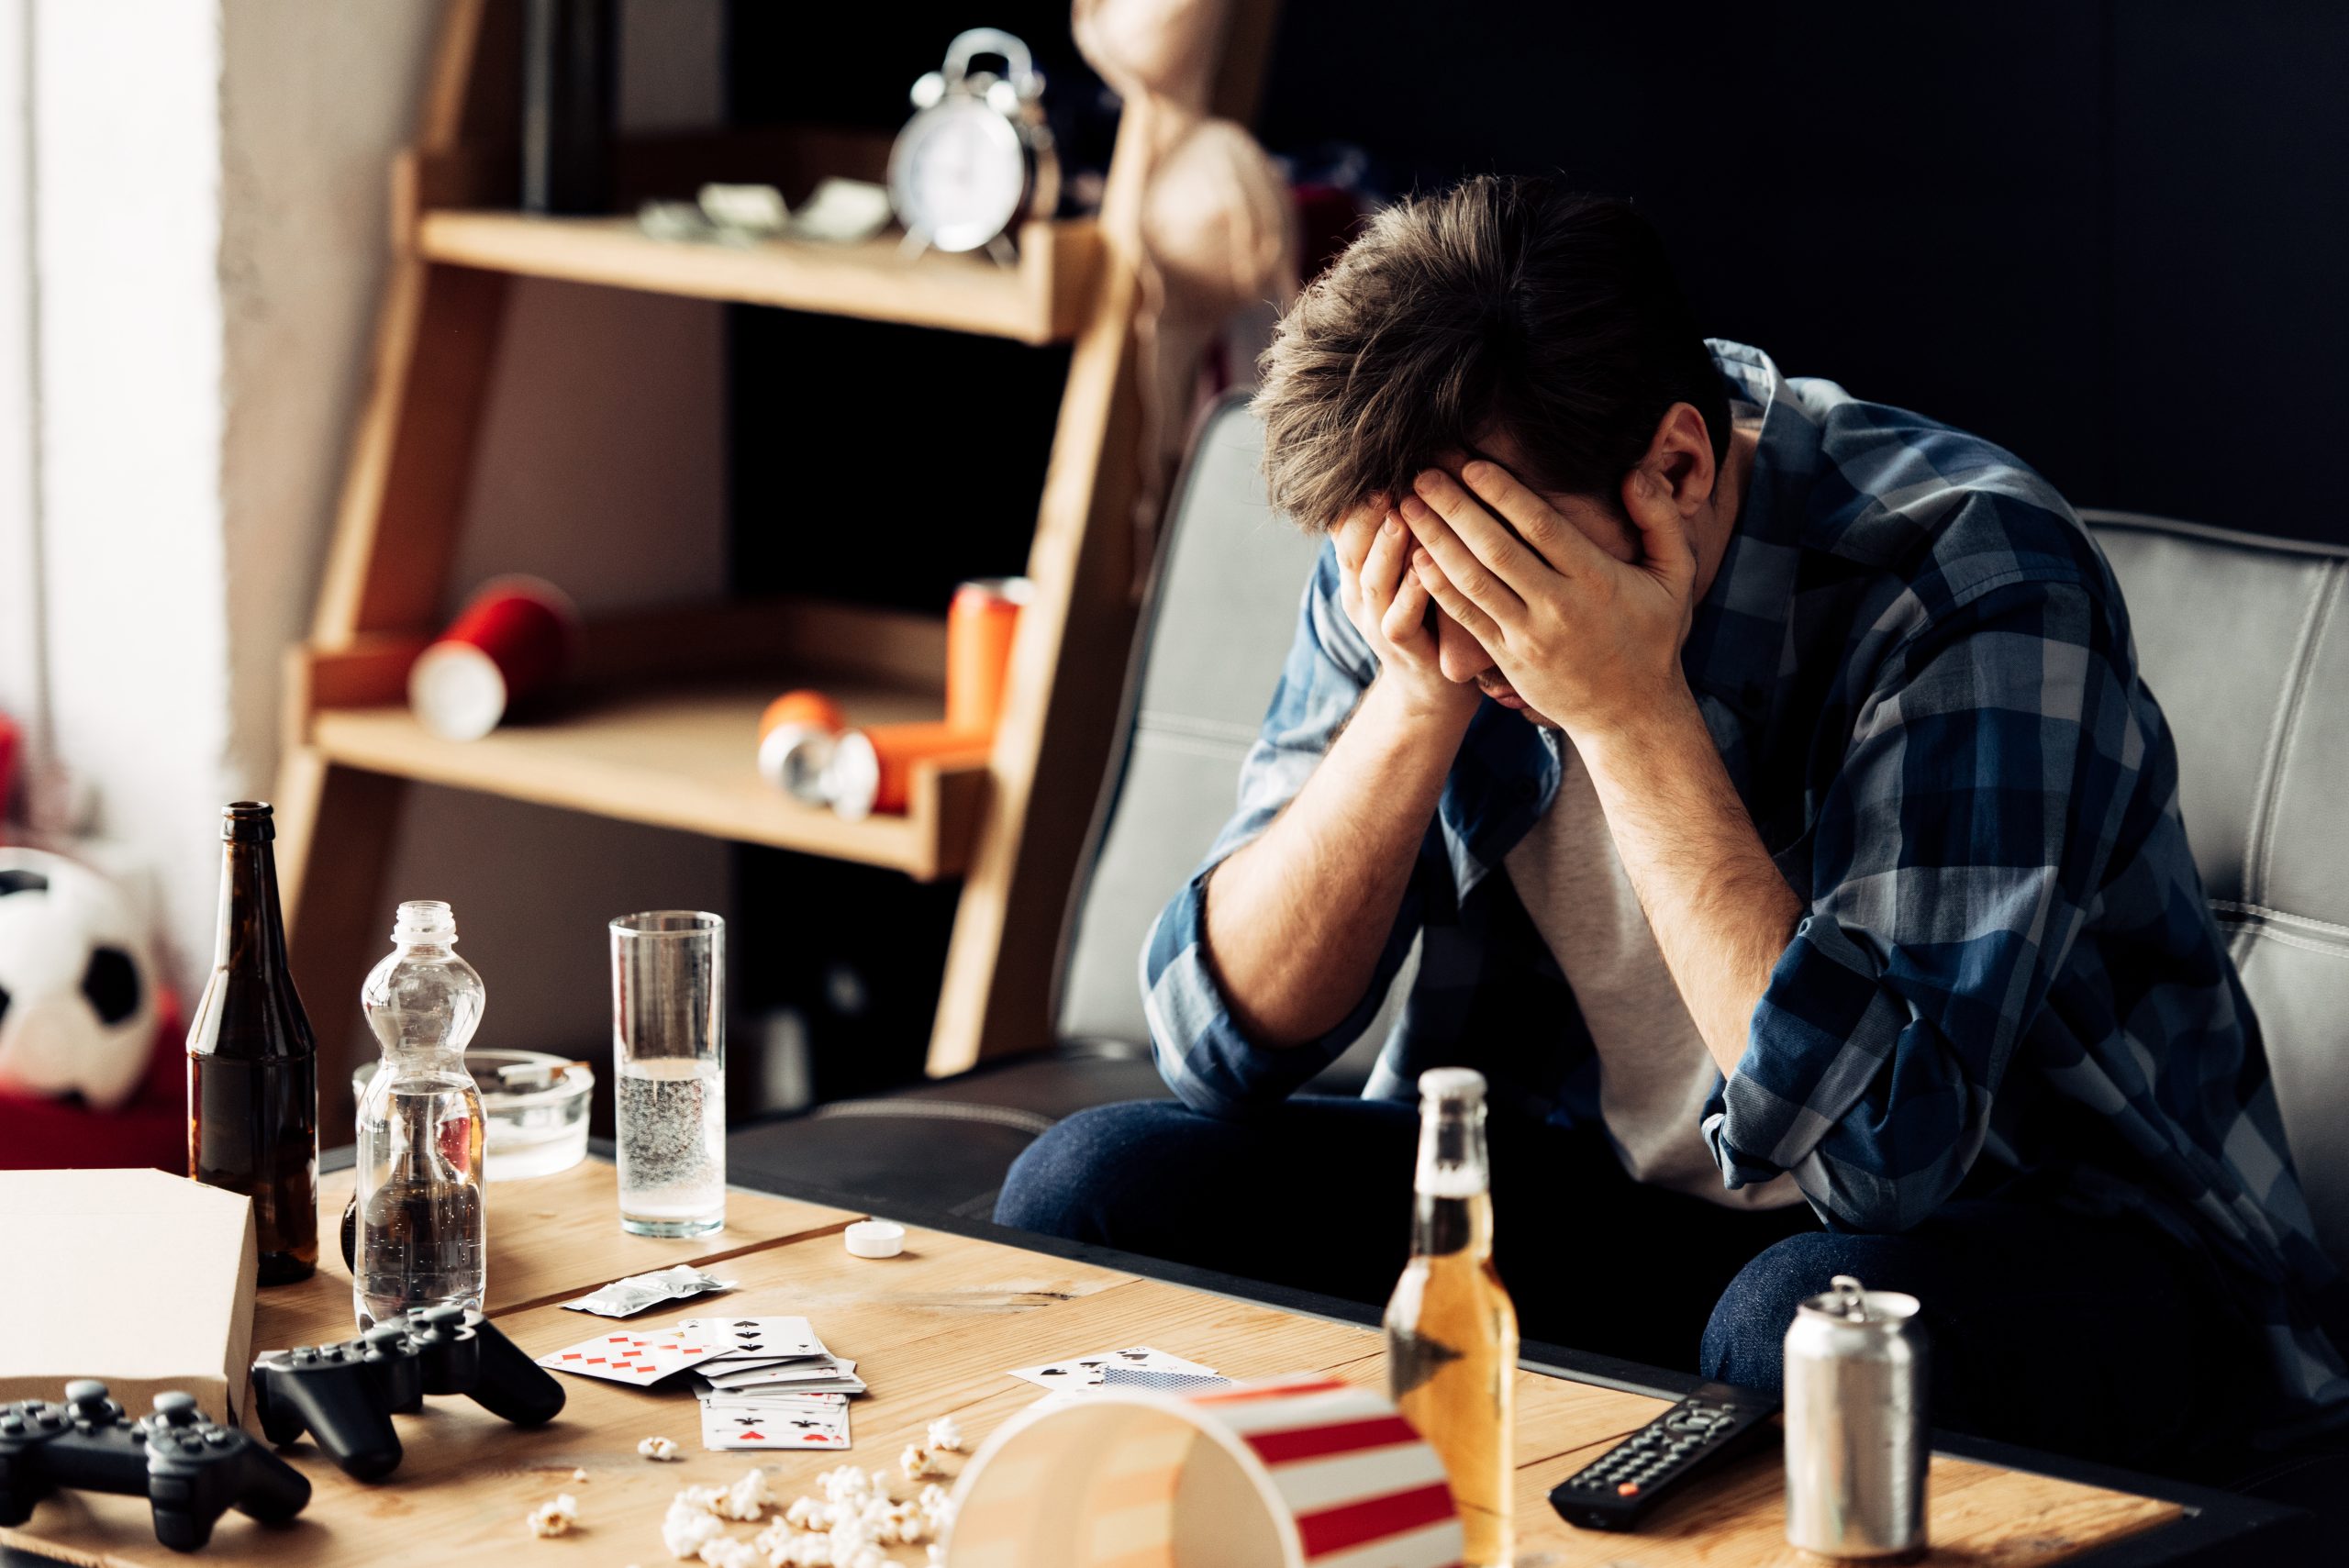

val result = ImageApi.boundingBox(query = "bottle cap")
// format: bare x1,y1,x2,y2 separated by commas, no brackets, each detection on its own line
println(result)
1417,1066,1486,1103
844,1219,906,1259
393,899,457,944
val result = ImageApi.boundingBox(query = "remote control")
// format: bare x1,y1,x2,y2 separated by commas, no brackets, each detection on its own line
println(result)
1547,1380,1779,1531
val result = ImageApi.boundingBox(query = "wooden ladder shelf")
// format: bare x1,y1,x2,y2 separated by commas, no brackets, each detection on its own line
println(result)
277,0,1264,1124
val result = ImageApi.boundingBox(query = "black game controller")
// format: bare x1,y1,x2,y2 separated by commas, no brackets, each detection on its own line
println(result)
0,1382,311,1552
250,1303,565,1480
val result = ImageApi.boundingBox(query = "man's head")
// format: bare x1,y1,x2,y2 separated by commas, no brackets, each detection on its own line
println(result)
1257,178,1727,534
1253,177,1731,719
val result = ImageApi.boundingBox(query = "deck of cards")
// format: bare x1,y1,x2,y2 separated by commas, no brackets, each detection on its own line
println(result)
533,1313,865,1451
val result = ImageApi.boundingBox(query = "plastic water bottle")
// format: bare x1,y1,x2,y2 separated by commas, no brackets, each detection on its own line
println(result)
353,900,487,1329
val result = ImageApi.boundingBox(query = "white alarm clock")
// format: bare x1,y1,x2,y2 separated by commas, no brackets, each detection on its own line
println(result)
888,28,1060,260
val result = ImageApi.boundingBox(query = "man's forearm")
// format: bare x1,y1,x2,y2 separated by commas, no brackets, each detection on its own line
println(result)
1204,676,1470,1048
1575,687,1803,1076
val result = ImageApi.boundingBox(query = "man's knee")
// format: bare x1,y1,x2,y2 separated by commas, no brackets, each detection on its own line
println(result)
1700,1231,1909,1389
995,1099,1198,1240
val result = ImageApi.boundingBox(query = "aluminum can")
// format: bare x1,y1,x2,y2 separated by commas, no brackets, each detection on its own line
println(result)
1784,1274,1929,1558
946,576,1030,734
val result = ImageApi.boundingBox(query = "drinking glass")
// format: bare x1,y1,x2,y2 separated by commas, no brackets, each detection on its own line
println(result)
610,911,725,1237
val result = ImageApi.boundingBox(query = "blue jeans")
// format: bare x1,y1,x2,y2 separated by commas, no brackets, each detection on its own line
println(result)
996,1097,2256,1467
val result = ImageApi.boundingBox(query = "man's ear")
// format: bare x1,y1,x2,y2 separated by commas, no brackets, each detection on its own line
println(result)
1620,402,1716,519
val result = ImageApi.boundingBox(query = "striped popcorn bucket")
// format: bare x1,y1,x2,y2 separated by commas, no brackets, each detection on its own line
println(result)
943,1373,1464,1568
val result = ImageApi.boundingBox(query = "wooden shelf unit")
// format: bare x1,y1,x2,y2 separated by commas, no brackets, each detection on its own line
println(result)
278,0,1264,1128
292,598,988,881
415,212,1100,344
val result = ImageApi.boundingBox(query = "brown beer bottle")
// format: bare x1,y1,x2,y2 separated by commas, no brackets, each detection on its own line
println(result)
187,802,319,1284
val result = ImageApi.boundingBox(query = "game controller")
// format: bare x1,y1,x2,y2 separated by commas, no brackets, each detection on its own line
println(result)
0,1382,311,1552
250,1303,565,1480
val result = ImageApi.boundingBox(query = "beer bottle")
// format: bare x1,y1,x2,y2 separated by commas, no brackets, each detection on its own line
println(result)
187,802,319,1284
1385,1067,1517,1567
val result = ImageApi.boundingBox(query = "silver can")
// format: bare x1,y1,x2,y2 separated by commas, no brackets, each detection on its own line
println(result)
1784,1274,1929,1558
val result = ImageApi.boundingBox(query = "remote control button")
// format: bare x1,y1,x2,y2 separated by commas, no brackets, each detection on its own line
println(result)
204,1429,234,1448
1616,1481,1641,1496
35,1411,62,1429
62,1380,109,1407
153,1394,200,1426
421,1304,467,1326
1,1416,21,1435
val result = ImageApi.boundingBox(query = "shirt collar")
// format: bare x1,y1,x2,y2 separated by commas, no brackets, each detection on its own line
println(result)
1679,340,1818,730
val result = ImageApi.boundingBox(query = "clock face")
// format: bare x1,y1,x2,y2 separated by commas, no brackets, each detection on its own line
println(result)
888,98,1030,253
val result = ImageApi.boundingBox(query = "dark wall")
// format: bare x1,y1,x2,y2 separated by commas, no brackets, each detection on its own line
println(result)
1255,1,2349,545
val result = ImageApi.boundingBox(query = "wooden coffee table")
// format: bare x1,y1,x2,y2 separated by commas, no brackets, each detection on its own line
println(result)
0,1159,2299,1566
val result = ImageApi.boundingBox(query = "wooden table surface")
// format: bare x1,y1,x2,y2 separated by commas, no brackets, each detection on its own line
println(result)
3,1162,2183,1568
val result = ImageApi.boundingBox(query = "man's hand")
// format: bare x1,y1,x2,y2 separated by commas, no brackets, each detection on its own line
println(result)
1397,462,1697,743
1334,503,1480,726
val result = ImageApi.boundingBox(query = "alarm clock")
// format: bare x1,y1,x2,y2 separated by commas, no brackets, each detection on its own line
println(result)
888,28,1060,260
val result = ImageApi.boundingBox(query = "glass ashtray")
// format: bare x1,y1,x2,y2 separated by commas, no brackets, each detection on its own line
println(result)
351,1048,594,1181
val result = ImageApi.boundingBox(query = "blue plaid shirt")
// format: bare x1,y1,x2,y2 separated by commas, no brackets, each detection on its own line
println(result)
1141,340,2349,1428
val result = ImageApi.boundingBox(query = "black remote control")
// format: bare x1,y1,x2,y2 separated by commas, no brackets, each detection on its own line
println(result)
1547,1380,1780,1531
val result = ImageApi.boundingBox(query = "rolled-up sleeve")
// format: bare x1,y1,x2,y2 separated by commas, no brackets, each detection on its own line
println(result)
1702,575,2136,1230
1141,544,1428,1117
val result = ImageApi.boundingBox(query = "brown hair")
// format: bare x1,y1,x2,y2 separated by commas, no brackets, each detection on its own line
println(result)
1253,177,1730,530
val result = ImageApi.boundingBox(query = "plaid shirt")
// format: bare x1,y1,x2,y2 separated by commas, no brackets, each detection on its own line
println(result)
1141,340,2349,1428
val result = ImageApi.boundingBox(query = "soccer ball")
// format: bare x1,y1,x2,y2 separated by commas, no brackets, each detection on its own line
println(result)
0,848,158,1111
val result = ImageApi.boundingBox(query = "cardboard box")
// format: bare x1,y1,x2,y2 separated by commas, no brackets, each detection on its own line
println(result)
0,1168,257,1427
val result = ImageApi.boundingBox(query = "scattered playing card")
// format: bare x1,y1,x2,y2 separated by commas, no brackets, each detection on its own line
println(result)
700,1396,852,1451
677,1315,825,1364
702,1356,863,1394
1008,1346,1219,1392
535,1327,729,1388
1098,1366,1236,1393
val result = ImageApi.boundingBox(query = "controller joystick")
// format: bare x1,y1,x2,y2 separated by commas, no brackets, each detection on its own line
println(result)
250,1306,563,1480
0,1383,310,1552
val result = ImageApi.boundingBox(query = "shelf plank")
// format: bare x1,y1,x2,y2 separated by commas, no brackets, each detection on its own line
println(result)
309,677,987,879
414,211,1097,343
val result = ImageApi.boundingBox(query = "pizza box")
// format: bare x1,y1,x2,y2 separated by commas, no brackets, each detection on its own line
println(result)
0,1167,257,1427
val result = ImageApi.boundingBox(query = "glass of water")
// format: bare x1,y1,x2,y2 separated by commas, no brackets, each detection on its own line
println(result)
610,911,725,1237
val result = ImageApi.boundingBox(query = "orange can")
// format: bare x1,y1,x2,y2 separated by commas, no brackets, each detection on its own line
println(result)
946,577,1032,735
824,722,992,821
756,689,848,801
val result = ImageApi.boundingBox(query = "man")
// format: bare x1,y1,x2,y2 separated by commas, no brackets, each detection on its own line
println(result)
996,178,2347,1462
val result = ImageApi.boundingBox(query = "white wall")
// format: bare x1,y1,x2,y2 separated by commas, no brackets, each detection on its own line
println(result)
0,4,37,740
8,0,735,1045
28,0,232,983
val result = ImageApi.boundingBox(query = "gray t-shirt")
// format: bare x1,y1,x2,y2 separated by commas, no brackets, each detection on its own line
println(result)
1505,734,1801,1209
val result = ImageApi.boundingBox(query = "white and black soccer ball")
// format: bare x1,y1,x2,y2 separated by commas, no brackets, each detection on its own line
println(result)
0,848,158,1111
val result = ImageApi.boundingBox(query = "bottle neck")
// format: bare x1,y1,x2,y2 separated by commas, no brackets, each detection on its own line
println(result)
1410,1098,1493,1259
212,836,292,983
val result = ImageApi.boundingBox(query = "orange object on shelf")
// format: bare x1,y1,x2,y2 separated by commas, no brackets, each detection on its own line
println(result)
824,722,992,822
756,689,848,801
946,577,1031,734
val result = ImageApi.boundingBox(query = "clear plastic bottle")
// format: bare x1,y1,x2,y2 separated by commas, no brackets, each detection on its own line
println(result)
352,900,487,1330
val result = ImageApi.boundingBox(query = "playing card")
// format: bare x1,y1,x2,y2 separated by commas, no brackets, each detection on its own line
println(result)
535,1326,729,1388
677,1315,826,1364
1008,1346,1219,1391
1098,1366,1236,1393
700,1396,852,1451
702,1356,862,1393
700,1389,848,1409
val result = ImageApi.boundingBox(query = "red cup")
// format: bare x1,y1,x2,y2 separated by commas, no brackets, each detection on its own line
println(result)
946,577,1031,736
0,712,17,820
408,576,583,741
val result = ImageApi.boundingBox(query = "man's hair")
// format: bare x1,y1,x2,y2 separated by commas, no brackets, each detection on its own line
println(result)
1254,177,1730,530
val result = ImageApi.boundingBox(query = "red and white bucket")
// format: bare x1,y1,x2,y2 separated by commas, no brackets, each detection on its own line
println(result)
943,1374,1463,1568
407,576,583,741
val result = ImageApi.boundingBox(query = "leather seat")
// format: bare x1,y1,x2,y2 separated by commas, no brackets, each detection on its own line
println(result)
731,413,2349,1310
